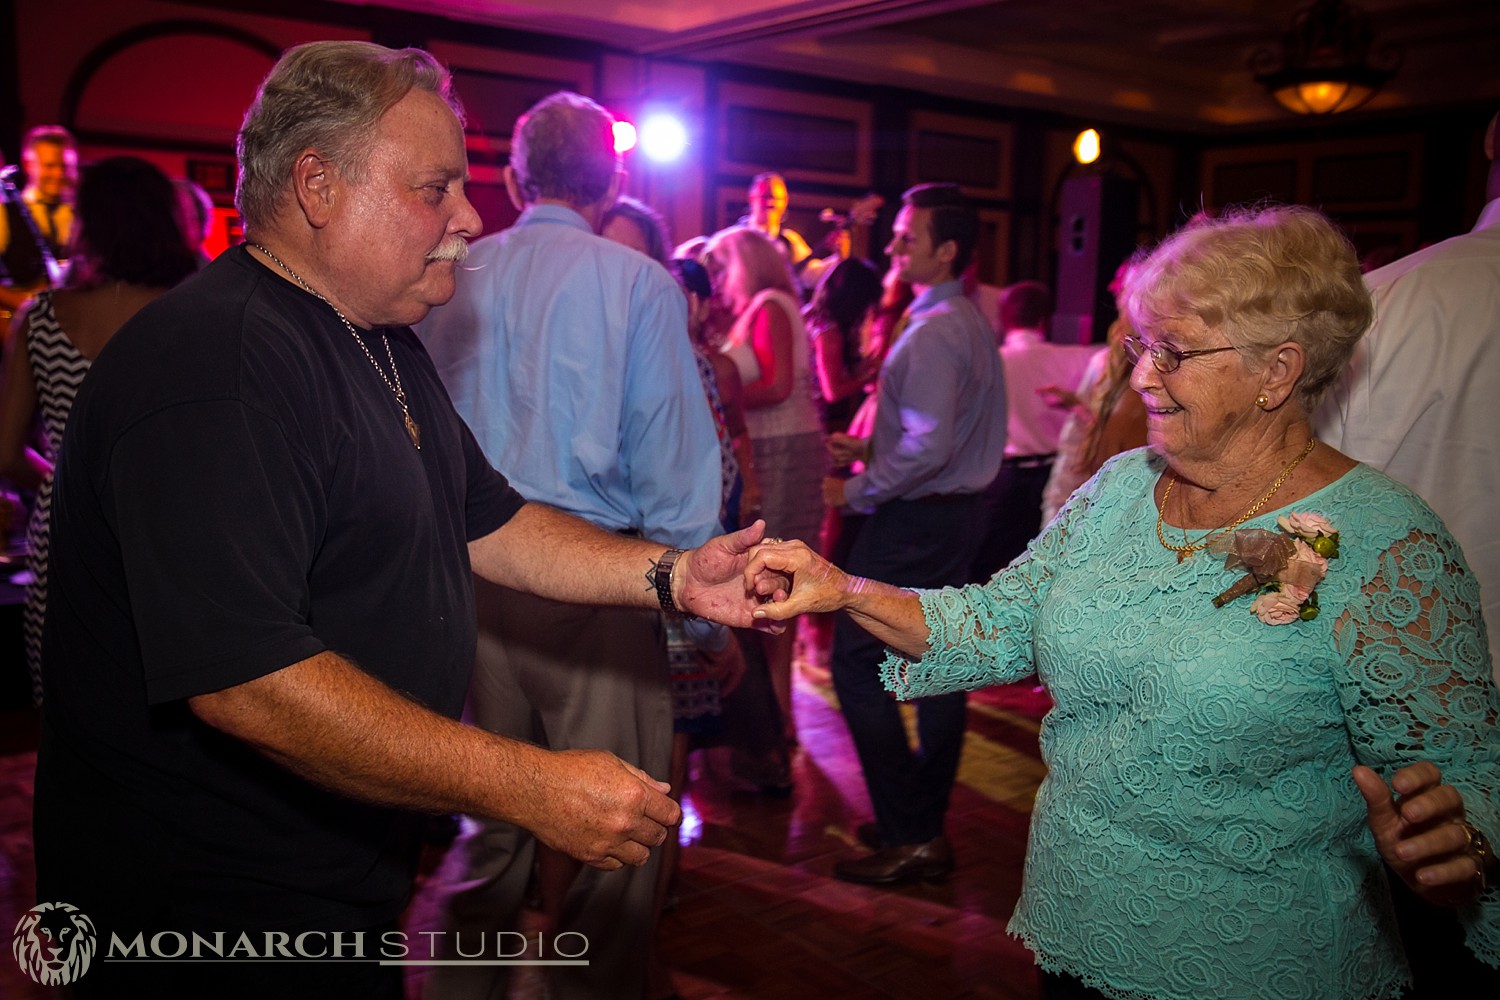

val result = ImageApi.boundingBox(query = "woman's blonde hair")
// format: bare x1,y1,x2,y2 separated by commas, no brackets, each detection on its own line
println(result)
704,225,798,312
1123,205,1372,411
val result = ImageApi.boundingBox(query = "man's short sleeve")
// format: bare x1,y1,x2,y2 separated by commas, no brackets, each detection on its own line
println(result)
457,410,526,541
107,399,328,704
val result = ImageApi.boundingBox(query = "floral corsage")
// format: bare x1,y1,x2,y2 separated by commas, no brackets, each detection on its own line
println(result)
1207,512,1340,624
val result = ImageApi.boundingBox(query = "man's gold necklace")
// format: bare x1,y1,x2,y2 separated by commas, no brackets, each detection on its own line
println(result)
1155,438,1316,563
250,243,421,450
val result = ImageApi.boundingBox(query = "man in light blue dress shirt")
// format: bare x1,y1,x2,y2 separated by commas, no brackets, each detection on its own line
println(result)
417,91,725,1000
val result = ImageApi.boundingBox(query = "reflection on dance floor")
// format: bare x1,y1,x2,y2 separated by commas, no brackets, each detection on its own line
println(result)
0,661,1048,999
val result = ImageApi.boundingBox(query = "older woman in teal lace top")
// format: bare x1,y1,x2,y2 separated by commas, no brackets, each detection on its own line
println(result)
747,206,1499,1000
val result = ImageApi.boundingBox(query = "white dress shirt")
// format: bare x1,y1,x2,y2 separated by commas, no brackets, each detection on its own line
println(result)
1317,199,1500,680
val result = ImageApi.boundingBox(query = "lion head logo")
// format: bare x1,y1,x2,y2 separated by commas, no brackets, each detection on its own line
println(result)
12,902,97,985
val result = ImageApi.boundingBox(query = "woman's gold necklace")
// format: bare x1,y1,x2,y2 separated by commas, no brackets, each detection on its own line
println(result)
250,243,421,450
1156,438,1316,563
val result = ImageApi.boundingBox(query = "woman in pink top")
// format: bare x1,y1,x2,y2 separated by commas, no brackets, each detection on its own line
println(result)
705,225,825,746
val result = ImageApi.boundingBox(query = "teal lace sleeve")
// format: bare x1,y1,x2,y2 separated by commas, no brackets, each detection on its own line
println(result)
1331,518,1500,966
879,476,1092,697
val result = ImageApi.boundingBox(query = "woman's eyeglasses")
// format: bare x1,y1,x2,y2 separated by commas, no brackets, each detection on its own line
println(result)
1122,335,1239,374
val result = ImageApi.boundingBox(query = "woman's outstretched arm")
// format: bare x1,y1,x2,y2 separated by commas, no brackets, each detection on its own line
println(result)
746,537,929,658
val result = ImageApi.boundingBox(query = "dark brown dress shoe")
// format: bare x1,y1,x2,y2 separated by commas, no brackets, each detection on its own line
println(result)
854,821,881,850
833,835,953,885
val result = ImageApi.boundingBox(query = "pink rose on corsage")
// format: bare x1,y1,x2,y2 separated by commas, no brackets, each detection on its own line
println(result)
1250,588,1305,625
1280,583,1312,604
1277,512,1334,538
1282,539,1329,591
1207,513,1339,623
1277,512,1341,559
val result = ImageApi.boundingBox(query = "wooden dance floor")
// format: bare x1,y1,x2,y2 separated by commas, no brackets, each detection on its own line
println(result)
0,655,1048,999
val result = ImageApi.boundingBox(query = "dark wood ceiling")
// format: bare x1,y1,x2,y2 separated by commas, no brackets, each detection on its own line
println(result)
337,0,1500,130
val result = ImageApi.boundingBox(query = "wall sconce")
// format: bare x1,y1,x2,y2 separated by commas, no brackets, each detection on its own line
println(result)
1073,129,1101,166
1252,0,1400,115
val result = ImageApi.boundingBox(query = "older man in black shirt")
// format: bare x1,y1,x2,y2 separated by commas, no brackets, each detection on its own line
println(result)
35,41,775,999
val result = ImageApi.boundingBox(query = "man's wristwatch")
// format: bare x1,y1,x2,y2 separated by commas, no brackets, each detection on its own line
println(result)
653,547,689,616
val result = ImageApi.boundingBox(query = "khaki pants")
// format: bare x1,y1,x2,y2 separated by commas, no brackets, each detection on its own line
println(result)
422,578,671,1000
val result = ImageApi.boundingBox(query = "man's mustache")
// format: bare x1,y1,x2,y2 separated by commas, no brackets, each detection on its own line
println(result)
427,237,470,263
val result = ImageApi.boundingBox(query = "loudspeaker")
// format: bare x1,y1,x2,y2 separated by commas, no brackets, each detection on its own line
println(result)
1053,174,1137,345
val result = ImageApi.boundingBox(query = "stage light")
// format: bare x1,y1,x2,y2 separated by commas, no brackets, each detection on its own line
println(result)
612,120,638,154
638,113,689,164
1073,129,1101,166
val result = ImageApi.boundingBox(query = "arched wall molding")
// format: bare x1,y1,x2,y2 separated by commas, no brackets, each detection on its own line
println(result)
60,19,282,154
1046,147,1160,250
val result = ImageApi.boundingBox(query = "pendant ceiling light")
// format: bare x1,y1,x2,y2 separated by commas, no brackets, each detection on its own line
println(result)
1252,0,1400,115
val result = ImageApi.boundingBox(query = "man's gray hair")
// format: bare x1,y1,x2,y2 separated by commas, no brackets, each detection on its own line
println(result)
236,40,464,233
510,92,619,207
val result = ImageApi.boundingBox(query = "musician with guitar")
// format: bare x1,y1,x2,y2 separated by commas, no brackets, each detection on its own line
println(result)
1,128,76,324
741,171,882,295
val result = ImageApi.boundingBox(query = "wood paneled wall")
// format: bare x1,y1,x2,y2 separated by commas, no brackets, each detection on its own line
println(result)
4,0,1486,287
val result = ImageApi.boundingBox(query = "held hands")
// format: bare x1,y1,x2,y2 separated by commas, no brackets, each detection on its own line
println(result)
745,538,929,657
744,537,854,625
675,520,789,632
527,749,681,870
1352,761,1489,906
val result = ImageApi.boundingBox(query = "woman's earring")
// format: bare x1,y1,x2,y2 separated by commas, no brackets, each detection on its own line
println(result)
1256,394,1270,409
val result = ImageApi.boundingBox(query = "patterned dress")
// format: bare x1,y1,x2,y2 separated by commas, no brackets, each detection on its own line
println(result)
23,292,90,704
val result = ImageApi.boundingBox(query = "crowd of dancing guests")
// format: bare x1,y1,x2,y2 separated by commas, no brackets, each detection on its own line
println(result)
4,79,1496,1000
